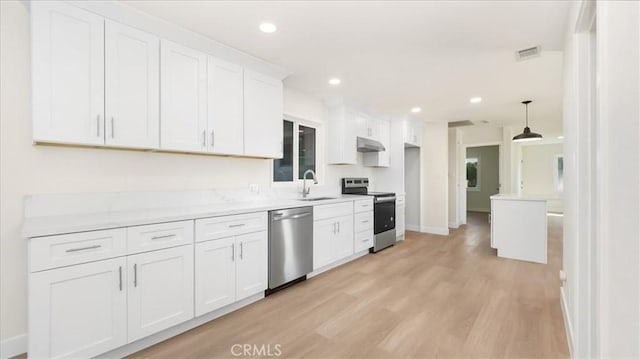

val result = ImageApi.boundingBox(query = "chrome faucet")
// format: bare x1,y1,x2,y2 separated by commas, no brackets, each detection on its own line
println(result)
302,169,318,198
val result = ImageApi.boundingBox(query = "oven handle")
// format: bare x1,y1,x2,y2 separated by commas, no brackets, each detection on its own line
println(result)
375,197,396,203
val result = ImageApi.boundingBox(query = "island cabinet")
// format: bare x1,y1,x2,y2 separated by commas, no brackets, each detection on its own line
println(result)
28,221,195,358
194,212,268,316
313,202,355,269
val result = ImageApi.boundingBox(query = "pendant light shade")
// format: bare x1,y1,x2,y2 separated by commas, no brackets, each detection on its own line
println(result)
513,100,543,142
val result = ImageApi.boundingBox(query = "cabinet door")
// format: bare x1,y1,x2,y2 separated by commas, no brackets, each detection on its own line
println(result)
355,114,369,138
235,231,268,300
127,245,194,342
31,1,105,145
160,40,207,152
313,218,335,270
105,20,159,149
208,57,244,155
29,258,127,358
243,71,283,158
195,238,236,316
333,215,354,261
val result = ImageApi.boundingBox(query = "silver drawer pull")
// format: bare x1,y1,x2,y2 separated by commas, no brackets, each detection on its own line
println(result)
228,224,246,228
66,244,102,253
362,237,369,242
362,220,369,223
151,234,176,241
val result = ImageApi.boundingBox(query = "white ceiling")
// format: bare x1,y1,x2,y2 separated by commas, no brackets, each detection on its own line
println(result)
123,0,570,131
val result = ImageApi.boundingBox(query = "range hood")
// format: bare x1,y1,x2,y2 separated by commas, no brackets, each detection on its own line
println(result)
357,137,386,152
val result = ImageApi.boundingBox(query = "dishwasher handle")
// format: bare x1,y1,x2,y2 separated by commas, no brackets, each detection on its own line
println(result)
272,212,312,221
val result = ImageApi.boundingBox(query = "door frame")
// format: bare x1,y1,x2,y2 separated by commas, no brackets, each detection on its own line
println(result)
459,141,502,225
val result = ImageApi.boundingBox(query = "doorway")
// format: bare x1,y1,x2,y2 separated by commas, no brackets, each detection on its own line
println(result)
404,147,421,231
466,145,500,214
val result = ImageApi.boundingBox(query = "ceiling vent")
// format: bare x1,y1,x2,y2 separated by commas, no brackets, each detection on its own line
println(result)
515,45,541,61
448,120,474,128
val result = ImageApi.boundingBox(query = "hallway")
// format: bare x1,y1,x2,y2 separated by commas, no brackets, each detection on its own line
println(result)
128,212,568,358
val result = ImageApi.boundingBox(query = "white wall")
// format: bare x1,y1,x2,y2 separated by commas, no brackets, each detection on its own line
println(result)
421,122,449,235
562,1,640,357
521,143,564,212
459,125,502,144
447,128,460,227
0,1,354,350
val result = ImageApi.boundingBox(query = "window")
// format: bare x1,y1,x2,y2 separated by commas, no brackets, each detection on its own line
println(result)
273,118,318,183
466,157,480,191
555,155,564,192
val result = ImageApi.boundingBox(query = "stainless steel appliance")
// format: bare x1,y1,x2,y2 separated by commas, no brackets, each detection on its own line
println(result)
341,178,396,252
268,207,314,291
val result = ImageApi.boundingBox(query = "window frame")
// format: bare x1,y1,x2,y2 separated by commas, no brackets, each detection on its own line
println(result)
466,157,481,191
554,154,564,193
271,114,323,187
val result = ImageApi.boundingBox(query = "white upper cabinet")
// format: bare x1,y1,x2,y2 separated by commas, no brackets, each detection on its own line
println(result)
31,1,105,145
243,70,284,158
363,119,390,167
327,105,357,165
160,40,208,153
105,20,160,149
403,119,423,147
207,57,244,155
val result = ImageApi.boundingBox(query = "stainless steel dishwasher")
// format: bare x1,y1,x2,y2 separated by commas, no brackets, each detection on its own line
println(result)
268,207,313,291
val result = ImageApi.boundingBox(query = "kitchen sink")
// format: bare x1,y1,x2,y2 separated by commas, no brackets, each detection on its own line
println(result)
297,197,338,201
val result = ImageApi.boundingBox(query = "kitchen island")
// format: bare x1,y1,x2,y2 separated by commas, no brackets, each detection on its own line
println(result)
490,193,548,264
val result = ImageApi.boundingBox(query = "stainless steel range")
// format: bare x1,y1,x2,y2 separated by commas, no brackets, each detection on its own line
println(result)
341,178,396,252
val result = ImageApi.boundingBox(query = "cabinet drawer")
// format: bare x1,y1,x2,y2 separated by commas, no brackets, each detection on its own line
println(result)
314,202,353,221
127,220,194,254
196,212,267,242
396,195,406,207
30,228,126,272
354,199,374,213
355,230,373,252
354,211,373,233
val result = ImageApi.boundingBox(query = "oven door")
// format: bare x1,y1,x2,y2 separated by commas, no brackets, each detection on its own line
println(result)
374,198,396,234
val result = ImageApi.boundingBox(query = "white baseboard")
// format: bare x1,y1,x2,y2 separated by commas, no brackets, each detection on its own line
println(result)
97,293,264,358
448,221,459,229
1,334,27,359
405,224,420,232
420,226,450,236
560,287,575,357
308,250,369,278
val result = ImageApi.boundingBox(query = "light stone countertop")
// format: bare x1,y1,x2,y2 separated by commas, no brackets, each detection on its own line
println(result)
23,195,371,238
490,193,558,201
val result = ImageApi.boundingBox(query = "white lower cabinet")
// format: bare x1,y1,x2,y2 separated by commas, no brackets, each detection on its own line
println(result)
313,211,354,270
396,195,406,239
29,257,127,358
127,245,194,342
195,230,267,316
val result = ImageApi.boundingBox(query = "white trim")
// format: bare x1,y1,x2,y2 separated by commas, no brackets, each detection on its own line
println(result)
308,250,369,278
97,293,264,358
0,334,27,359
405,224,421,232
561,286,575,357
420,226,450,236
460,141,502,225
448,221,460,229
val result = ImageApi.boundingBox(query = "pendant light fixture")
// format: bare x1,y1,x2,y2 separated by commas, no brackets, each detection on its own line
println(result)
512,100,543,142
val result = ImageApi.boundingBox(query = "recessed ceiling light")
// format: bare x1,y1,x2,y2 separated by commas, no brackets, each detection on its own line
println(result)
411,107,422,113
558,136,564,139
328,78,341,85
259,23,277,33
470,97,482,104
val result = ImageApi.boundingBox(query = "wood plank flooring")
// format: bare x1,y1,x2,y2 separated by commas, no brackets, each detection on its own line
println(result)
130,212,568,358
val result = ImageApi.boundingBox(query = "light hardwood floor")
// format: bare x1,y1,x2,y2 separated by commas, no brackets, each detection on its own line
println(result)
130,212,568,358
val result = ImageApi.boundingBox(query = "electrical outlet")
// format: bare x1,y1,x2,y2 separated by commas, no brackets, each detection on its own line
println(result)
249,184,260,194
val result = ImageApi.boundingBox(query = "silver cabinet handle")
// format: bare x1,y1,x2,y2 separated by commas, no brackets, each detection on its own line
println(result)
362,220,369,223
202,130,206,147
118,266,122,291
338,222,340,233
96,115,101,137
111,117,115,138
231,244,235,261
66,244,101,253
211,130,215,148
133,263,137,287
151,234,176,241
228,223,246,228
362,237,369,242
240,242,244,260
